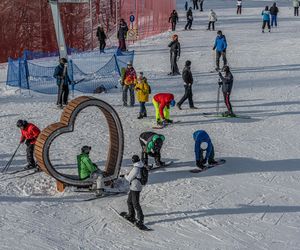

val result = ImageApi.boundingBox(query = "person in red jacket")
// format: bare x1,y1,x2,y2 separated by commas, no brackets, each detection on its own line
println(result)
16,120,41,170
152,93,176,126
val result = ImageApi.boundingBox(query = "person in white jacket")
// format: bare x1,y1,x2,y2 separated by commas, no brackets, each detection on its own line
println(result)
207,9,217,31
293,0,299,16
237,0,242,15
124,155,145,228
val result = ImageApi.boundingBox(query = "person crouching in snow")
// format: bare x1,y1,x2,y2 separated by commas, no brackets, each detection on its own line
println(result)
152,93,176,126
77,146,104,192
134,72,151,119
193,130,217,170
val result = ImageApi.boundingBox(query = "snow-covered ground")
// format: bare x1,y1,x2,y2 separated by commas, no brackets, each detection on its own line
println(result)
1,1,300,249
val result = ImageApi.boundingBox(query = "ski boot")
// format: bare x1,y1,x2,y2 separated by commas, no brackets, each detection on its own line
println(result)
134,220,145,229
176,103,182,110
123,213,136,223
165,119,173,124
137,113,143,119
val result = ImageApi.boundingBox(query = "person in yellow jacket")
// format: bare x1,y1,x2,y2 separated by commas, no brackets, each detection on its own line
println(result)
135,72,151,119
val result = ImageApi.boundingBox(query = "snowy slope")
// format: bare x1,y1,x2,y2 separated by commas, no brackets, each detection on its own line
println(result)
1,1,300,249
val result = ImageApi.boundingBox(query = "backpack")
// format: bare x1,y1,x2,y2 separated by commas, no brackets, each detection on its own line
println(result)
139,166,149,185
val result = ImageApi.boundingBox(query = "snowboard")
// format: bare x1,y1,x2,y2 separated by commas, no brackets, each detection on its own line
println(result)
149,160,174,171
152,121,180,129
110,206,153,231
190,159,226,173
83,190,127,201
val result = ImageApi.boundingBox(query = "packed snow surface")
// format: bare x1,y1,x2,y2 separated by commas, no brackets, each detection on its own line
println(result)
1,1,300,249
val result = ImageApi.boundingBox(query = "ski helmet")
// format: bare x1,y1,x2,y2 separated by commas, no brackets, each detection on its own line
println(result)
16,119,27,128
217,30,222,35
170,99,176,107
200,142,208,150
132,155,140,163
81,145,91,154
127,61,132,66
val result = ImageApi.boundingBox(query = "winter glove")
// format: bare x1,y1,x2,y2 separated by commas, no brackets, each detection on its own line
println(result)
212,46,216,50
218,72,222,77
25,139,33,146
218,80,223,86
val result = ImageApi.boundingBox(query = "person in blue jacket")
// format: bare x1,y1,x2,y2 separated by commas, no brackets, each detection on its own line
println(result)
261,6,271,33
213,30,227,71
193,130,217,170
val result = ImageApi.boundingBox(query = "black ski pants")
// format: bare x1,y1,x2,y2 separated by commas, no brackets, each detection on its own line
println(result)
178,84,194,108
237,6,242,15
171,22,177,31
198,145,215,165
208,21,215,30
200,1,203,11
216,51,227,69
193,0,199,9
262,20,271,30
294,7,299,16
99,40,106,52
26,143,35,167
223,92,233,113
185,20,193,30
170,52,180,75
57,83,69,106
127,190,144,223
122,84,135,106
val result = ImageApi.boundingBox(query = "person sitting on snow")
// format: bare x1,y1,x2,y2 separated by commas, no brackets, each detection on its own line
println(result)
193,130,217,170
152,93,176,126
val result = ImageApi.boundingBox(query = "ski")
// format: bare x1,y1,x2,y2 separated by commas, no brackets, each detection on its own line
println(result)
6,169,32,175
203,113,251,119
152,121,180,129
190,159,226,173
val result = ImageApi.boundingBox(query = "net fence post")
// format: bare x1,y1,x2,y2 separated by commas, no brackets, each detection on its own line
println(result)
69,59,75,98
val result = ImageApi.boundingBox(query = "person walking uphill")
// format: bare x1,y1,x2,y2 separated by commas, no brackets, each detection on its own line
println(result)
207,9,217,31
237,0,242,15
293,0,299,16
270,3,279,27
96,26,107,53
185,7,193,30
135,72,151,119
177,60,197,110
169,10,179,31
168,34,181,76
54,57,72,109
261,6,271,32
213,31,227,71
16,120,40,170
121,62,137,106
117,19,129,51
152,93,176,126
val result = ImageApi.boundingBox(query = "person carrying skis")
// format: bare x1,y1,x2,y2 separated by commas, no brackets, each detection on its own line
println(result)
168,34,181,76
122,61,137,107
16,120,40,170
135,72,151,119
237,0,242,15
207,9,217,31
169,10,179,31
213,30,227,71
117,19,129,51
218,65,235,117
177,60,197,110
54,57,72,109
96,26,107,53
139,132,166,167
199,0,204,12
193,130,217,170
261,6,271,33
293,0,299,16
270,3,279,27
185,7,193,30
152,93,176,126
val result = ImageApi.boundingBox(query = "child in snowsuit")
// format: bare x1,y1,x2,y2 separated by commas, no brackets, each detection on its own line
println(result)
185,7,193,30
193,130,217,170
124,155,145,229
96,26,107,53
169,10,179,31
213,31,227,71
152,93,176,126
261,6,271,32
135,72,151,119
207,9,217,31
237,0,242,15
122,61,137,106
17,120,40,170
168,34,181,76
139,132,166,167
218,66,235,117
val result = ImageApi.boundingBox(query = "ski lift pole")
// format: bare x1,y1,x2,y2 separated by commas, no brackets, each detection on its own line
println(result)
1,143,22,173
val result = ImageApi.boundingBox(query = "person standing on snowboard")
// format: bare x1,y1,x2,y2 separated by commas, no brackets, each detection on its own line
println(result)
193,130,217,170
168,34,181,76
152,93,176,126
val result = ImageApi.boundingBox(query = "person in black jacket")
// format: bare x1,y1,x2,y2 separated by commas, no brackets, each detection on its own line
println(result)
96,26,107,53
218,66,235,117
168,34,181,76
270,2,279,27
169,10,179,31
117,19,129,51
177,60,196,110
185,7,193,30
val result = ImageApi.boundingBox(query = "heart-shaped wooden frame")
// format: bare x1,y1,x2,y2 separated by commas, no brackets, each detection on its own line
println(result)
34,96,124,188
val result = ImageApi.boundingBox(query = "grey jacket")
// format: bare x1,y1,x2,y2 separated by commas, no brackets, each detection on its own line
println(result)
125,162,143,192
219,72,233,93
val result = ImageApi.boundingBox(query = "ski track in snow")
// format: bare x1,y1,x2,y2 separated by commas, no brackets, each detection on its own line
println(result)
1,1,300,249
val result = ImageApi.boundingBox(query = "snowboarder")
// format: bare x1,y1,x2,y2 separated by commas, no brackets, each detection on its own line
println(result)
193,130,217,170
177,60,196,110
237,0,242,15
213,30,227,71
218,66,235,117
199,0,204,12
207,9,217,31
117,19,129,51
293,0,299,16
185,7,193,30
96,26,107,53
139,132,166,167
270,3,279,27
54,57,72,108
169,10,179,31
261,6,271,33
192,0,199,10
16,120,40,170
152,93,176,126
168,34,181,76
122,61,137,107
135,72,151,119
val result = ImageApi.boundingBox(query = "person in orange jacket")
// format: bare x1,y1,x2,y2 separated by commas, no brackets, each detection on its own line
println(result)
122,61,137,106
152,93,176,126
16,120,40,170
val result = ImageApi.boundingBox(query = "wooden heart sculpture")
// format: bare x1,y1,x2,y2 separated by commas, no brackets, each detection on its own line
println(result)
34,96,124,188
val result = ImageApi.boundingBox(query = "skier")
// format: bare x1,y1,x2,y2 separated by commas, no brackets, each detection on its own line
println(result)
96,26,107,53
237,0,242,15
270,3,279,27
54,57,72,108
135,72,151,119
192,0,199,10
207,9,217,31
117,19,129,51
185,1,188,11
169,10,179,31
139,132,166,167
168,34,181,76
177,60,197,110
199,0,204,12
218,66,235,117
261,6,271,33
193,130,217,170
185,7,193,30
152,93,176,126
16,120,40,170
293,0,299,16
213,30,227,71
123,155,146,229
122,61,137,107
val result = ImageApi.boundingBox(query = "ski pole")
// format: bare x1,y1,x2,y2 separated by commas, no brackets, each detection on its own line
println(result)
216,80,221,115
1,143,21,173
